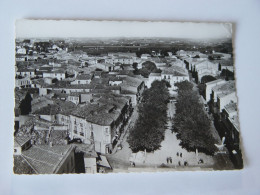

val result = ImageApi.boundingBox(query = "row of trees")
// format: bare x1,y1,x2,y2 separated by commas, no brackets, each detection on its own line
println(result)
127,80,170,152
172,81,218,155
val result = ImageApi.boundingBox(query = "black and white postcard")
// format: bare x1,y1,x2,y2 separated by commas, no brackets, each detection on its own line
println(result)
14,20,243,174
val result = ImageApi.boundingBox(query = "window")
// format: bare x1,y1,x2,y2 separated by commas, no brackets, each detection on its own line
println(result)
168,75,170,79
164,75,166,79
14,149,17,153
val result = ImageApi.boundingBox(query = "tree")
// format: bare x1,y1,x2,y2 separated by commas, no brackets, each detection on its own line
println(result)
218,63,222,71
132,62,138,70
208,56,214,61
220,69,234,80
193,55,200,58
19,92,32,115
173,81,217,155
127,80,170,152
134,61,161,78
201,75,216,84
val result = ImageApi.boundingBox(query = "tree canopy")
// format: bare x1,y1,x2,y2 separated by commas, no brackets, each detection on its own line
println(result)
19,92,32,115
127,80,170,152
134,61,161,78
201,75,216,84
172,81,217,155
220,69,234,80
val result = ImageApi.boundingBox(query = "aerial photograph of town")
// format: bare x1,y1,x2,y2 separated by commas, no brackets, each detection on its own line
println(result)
13,21,243,174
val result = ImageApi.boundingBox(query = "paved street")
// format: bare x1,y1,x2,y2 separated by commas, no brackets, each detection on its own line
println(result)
107,101,216,170
144,102,214,167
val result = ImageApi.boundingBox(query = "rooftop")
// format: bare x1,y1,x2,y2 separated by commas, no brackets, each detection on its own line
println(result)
149,73,161,77
75,74,93,80
212,58,234,66
71,103,121,126
32,100,77,116
224,102,238,114
228,115,240,132
14,136,31,147
120,76,143,88
13,155,37,174
212,80,235,93
206,79,226,86
162,67,187,76
22,145,74,174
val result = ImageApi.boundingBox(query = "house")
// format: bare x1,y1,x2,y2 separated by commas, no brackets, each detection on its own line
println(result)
70,74,93,85
213,59,234,72
184,58,204,71
161,67,189,90
55,94,132,154
14,136,31,155
17,48,27,54
16,54,26,62
119,76,144,105
83,152,112,173
176,50,200,57
212,51,231,59
93,63,115,72
16,68,35,78
69,104,118,154
169,59,186,69
42,69,66,80
84,156,97,173
147,73,162,88
221,102,242,168
105,56,135,65
107,52,136,58
15,77,32,89
141,54,151,59
68,93,81,105
15,145,75,174
79,93,93,103
108,77,123,86
193,60,219,82
211,81,236,103
32,104,60,122
217,91,237,112
205,79,227,102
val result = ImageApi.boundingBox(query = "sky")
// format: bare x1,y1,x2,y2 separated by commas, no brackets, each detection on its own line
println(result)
16,20,232,39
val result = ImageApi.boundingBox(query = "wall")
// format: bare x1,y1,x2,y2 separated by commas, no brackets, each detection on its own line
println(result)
205,80,226,102
218,92,237,112
55,147,75,174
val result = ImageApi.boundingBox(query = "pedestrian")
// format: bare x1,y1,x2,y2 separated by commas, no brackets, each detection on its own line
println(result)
133,162,135,167
180,153,182,158
177,152,179,157
170,157,172,164
166,157,169,164
178,161,181,166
